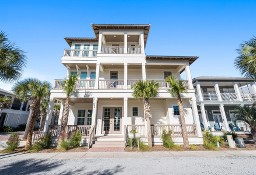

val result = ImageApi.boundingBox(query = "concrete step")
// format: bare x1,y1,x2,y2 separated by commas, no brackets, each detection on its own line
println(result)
93,141,124,147
96,136,124,142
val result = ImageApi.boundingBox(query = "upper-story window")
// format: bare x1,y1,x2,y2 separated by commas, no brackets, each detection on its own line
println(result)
70,71,77,77
173,106,180,116
80,72,87,79
93,44,98,56
110,71,118,79
83,44,90,57
74,44,81,56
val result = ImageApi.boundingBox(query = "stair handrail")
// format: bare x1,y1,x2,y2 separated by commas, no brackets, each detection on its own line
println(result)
88,125,95,149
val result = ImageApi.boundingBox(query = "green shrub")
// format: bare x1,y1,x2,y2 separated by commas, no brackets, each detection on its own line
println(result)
161,130,175,149
203,131,221,150
69,130,82,148
138,141,150,151
127,138,139,147
3,126,13,133
60,140,70,151
6,133,20,151
31,133,52,152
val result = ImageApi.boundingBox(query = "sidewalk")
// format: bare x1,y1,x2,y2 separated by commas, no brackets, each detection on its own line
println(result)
1,150,256,160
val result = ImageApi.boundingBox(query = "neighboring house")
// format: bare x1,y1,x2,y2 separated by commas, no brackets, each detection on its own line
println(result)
0,88,29,128
43,24,203,147
193,76,255,132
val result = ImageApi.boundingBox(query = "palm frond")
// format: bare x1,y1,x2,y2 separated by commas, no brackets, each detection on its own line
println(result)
132,80,159,99
165,75,187,98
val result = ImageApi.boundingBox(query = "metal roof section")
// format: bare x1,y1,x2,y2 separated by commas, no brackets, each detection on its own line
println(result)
193,76,254,83
64,37,98,46
0,88,14,96
146,55,198,65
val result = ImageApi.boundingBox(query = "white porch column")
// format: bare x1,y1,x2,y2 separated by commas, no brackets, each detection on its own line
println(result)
196,84,203,101
25,101,30,111
234,83,242,101
251,83,256,94
66,69,70,78
200,104,210,129
124,33,127,54
214,83,222,101
58,100,64,125
98,32,103,53
123,97,128,128
124,63,128,89
219,104,230,131
191,96,203,137
95,63,100,89
91,97,98,126
140,33,145,54
19,102,24,111
185,64,193,89
142,63,146,81
43,97,54,132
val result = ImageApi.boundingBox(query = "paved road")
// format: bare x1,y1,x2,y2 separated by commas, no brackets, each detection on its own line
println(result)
0,151,256,175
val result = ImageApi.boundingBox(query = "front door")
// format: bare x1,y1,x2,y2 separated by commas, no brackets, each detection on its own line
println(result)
103,107,122,134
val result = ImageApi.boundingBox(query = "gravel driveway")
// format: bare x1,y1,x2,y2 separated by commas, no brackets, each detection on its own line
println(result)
0,151,256,175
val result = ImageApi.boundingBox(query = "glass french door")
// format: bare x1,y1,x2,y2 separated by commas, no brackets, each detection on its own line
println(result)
103,107,122,134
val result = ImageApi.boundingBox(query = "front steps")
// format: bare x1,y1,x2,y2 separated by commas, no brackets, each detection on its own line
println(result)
89,135,125,152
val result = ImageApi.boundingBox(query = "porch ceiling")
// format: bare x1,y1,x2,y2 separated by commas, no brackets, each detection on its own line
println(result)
65,63,96,70
104,35,124,42
69,98,93,103
146,65,179,69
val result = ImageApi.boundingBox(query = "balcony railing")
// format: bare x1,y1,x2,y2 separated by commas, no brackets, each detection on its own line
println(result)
63,49,97,57
220,93,238,101
53,79,189,90
241,93,256,102
202,92,218,101
98,79,124,89
101,46,141,54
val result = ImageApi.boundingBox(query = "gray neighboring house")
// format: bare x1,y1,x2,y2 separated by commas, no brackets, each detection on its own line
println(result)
193,76,255,132
0,88,29,128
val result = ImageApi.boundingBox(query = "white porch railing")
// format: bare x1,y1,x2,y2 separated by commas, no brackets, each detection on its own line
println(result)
98,79,124,89
126,125,147,137
101,46,124,54
202,92,218,101
220,93,238,101
63,49,97,57
127,47,141,54
54,80,96,90
241,93,256,102
151,124,197,137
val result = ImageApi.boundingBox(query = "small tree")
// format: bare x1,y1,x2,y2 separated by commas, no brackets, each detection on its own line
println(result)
165,76,189,148
235,103,256,142
132,80,159,147
57,75,77,149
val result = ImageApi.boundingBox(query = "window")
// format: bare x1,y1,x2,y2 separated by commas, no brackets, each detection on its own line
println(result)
80,72,87,79
132,107,138,116
164,72,172,79
74,44,81,56
93,44,98,56
70,72,77,77
110,71,118,79
77,110,85,125
173,106,180,115
83,44,90,57
87,110,92,125
90,72,96,79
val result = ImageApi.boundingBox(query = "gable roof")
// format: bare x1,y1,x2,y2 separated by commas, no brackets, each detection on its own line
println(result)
64,37,98,46
193,76,254,83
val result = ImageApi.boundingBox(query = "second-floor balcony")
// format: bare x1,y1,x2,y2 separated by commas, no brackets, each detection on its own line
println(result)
101,46,141,54
54,79,188,90
63,49,97,58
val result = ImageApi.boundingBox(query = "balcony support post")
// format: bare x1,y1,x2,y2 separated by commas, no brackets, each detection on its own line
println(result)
200,104,210,129
98,32,103,53
234,83,242,101
95,63,100,89
124,33,127,54
185,63,193,89
123,97,128,133
124,63,128,89
91,97,98,126
196,83,203,101
142,63,146,81
219,104,230,131
43,96,54,133
214,83,222,101
191,96,203,137
140,33,144,54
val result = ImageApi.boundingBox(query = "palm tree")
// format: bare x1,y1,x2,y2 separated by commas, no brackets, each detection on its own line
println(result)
0,31,26,81
235,103,256,142
13,79,51,150
0,96,12,109
234,37,256,79
132,80,159,147
57,75,77,149
165,76,189,148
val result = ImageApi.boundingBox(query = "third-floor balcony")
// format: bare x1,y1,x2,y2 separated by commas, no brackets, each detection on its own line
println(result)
101,46,141,54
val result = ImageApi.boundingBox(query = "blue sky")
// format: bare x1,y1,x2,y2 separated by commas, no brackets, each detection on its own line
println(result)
1,0,256,90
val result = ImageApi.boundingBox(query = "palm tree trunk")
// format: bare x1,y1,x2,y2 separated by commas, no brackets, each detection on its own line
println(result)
23,103,32,139
25,98,40,150
177,97,189,148
57,98,69,149
144,98,152,147
39,109,47,131
252,130,256,143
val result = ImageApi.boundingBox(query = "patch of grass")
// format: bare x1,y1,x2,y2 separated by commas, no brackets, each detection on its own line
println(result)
189,144,198,151
139,141,151,151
